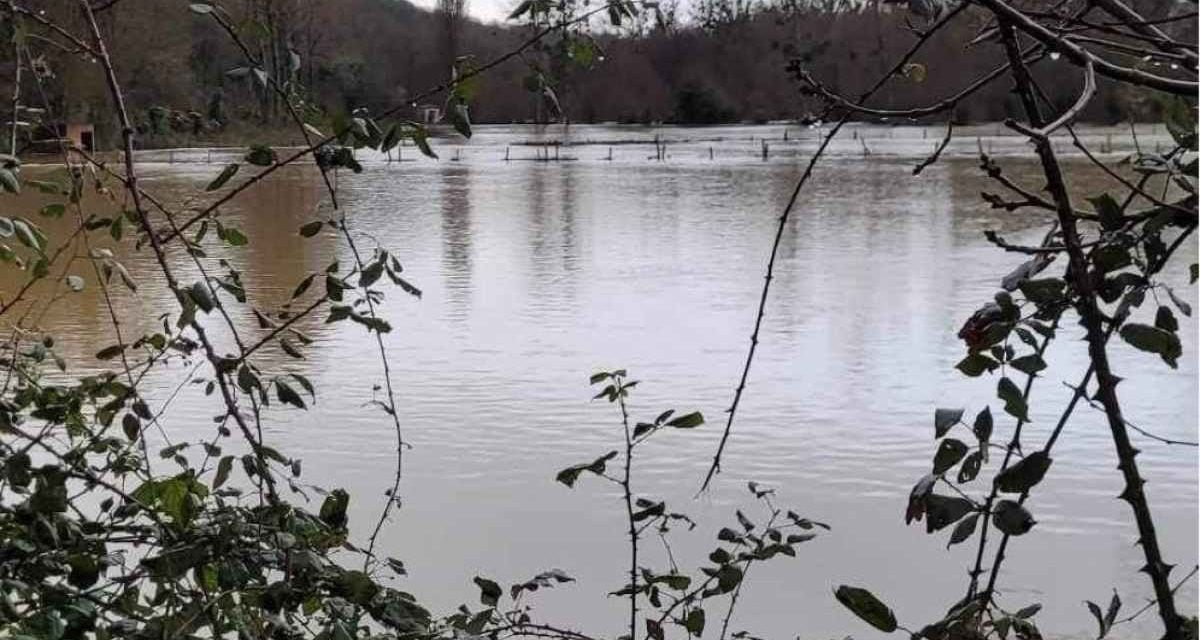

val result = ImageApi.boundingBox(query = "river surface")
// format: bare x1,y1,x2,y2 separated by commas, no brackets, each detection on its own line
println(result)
8,124,1197,638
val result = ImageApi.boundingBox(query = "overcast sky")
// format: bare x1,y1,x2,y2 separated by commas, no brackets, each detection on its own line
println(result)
409,0,518,23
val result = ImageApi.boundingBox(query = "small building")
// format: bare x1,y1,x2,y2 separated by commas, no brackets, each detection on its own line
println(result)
65,122,95,152
25,118,96,156
418,105,441,124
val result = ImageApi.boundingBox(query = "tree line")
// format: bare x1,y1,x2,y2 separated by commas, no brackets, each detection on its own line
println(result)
4,0,1195,147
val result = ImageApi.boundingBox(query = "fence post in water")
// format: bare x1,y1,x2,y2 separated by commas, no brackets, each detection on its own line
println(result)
783,128,789,142
607,146,613,161
761,139,769,160
505,146,510,162
555,145,559,161
709,146,713,160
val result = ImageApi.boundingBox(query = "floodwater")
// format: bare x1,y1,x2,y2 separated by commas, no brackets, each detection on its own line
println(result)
5,124,1196,638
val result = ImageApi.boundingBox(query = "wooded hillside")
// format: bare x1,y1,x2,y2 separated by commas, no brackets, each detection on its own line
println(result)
8,0,1195,147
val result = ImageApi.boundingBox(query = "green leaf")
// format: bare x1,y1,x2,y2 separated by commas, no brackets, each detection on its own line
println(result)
1086,601,1107,638
280,337,304,359
206,163,240,191
556,451,617,487
632,501,665,522
508,0,532,18
447,101,472,139
299,221,323,237
1018,278,1066,305
319,489,349,528
221,226,248,246
1015,603,1042,619
404,124,437,159
1120,323,1182,368
1163,96,1197,151
957,450,982,483
142,545,207,578
934,408,963,438
956,353,997,377
1087,194,1123,231
834,585,898,633
666,411,704,428
12,219,41,252
947,512,979,547
380,124,401,152
683,608,705,635
1009,354,1046,376
924,494,974,533
1099,591,1121,638
473,576,502,607
237,365,259,393
213,456,233,489
67,554,99,588
360,261,384,287
972,407,993,444
992,499,1035,536
715,564,742,592
290,373,316,401
932,438,968,475
0,167,19,194
96,344,125,360
122,413,141,440
276,379,306,409
292,273,317,299
189,282,215,313
40,203,65,218
994,451,1052,494
1166,286,1192,317
997,377,1029,422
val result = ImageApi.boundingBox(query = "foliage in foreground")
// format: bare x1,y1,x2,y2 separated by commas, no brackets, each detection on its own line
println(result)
0,0,1197,639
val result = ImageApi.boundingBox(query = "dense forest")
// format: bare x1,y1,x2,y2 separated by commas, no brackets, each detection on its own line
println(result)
6,0,1195,147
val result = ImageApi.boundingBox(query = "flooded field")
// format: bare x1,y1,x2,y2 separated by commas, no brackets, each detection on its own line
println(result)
8,124,1196,638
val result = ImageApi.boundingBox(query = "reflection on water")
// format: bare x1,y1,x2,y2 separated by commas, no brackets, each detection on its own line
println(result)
4,125,1195,639
440,165,473,322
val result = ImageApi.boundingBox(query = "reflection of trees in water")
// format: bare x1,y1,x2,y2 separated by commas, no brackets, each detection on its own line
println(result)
0,166,340,376
946,156,1120,237
771,161,957,405
524,163,580,316
0,172,163,365
440,164,472,321
220,165,338,373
